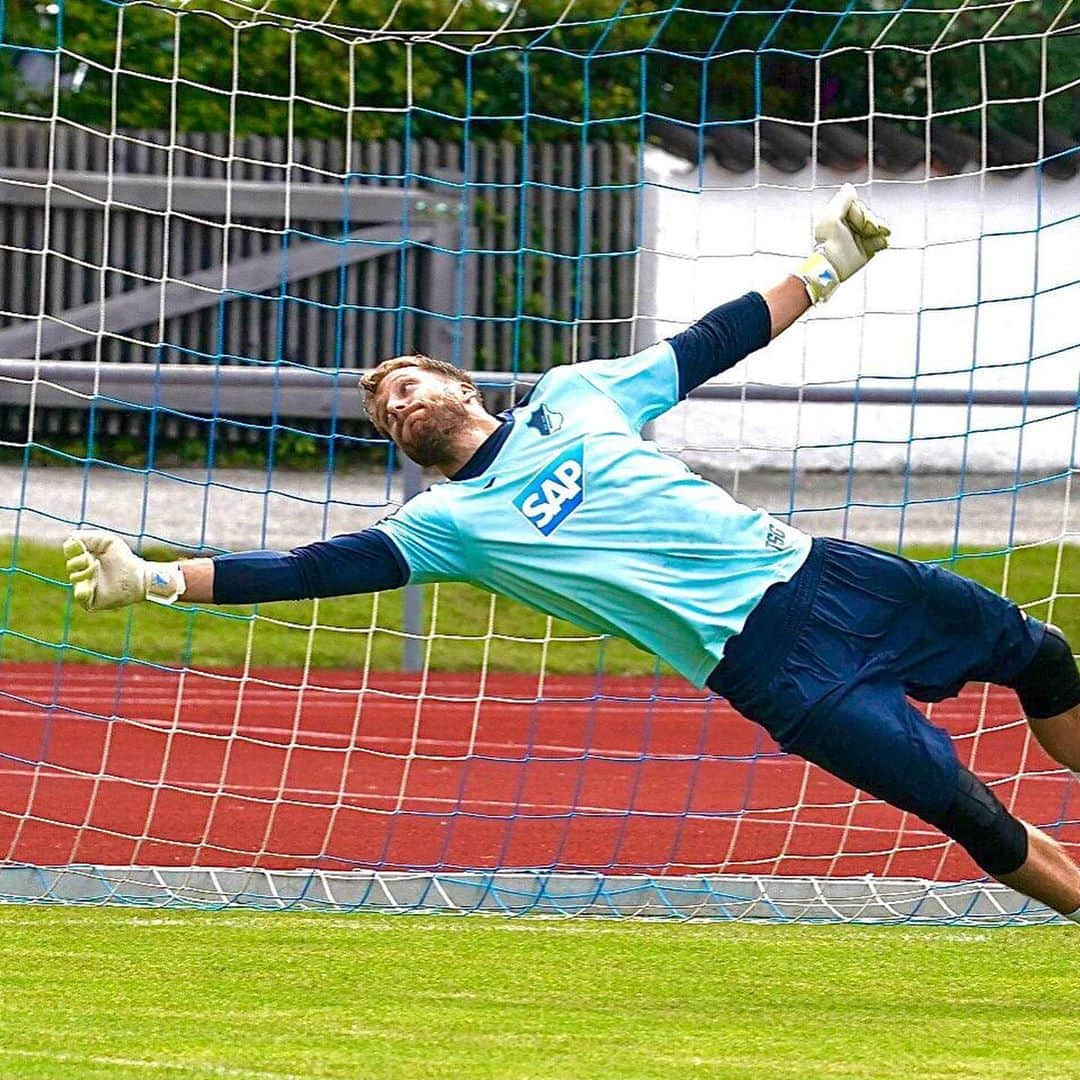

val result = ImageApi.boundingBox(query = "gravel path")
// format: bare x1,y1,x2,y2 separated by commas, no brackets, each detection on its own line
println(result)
3,463,1075,552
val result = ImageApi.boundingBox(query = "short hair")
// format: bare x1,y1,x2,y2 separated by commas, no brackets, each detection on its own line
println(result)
359,353,482,434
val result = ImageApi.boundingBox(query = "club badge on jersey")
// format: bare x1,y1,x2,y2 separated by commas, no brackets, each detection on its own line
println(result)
526,404,563,436
514,443,584,536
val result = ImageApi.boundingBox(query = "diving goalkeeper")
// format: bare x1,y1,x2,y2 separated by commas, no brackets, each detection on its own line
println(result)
64,184,1080,922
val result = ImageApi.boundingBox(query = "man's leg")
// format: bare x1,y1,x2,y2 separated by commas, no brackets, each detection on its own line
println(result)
1029,705,1080,775
997,823,1080,918
1006,623,1080,775
786,678,1080,918
935,765,1080,916
1000,627,1080,918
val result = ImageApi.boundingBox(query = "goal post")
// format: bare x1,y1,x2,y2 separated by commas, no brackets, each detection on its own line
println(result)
0,0,1077,923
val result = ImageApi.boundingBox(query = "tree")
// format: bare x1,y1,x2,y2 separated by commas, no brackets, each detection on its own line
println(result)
1,0,1074,141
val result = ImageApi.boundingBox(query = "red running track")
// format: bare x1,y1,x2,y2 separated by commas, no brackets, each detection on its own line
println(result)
1,662,1076,880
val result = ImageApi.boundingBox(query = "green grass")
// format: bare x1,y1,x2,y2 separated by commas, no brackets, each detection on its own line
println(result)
1,538,1077,675
0,910,1075,1079
0,539,661,676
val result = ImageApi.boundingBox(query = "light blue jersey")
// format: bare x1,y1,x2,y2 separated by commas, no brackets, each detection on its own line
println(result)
374,342,811,687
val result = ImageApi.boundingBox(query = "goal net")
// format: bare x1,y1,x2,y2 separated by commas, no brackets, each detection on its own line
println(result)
0,0,1076,922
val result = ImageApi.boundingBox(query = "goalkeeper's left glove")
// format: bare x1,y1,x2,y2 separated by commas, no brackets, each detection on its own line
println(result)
63,530,186,612
796,183,891,304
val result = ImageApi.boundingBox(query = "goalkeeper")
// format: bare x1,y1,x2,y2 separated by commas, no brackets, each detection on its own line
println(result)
64,184,1080,922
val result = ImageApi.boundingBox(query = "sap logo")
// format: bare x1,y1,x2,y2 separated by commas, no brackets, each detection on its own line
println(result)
514,444,584,536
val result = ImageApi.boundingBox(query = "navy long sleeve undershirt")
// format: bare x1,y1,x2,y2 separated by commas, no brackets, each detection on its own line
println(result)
667,291,772,400
213,529,408,604
212,291,773,605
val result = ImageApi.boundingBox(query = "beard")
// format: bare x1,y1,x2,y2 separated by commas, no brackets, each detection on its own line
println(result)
396,392,473,468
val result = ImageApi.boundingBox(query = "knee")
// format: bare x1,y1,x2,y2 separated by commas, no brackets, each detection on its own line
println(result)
1008,624,1080,721
936,766,1029,877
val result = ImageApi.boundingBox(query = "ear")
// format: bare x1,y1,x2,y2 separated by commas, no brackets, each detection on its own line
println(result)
363,384,389,434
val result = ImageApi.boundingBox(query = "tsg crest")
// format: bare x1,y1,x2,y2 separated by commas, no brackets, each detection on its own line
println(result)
514,443,584,536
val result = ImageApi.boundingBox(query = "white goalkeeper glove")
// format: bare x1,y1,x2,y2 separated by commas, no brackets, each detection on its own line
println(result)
63,530,186,612
796,182,891,304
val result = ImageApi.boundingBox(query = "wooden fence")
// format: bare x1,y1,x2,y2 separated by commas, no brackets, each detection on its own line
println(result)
0,122,640,441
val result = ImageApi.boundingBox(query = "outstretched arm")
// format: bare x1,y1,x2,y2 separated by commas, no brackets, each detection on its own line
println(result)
669,183,890,396
63,529,407,612
178,557,215,602
763,275,812,339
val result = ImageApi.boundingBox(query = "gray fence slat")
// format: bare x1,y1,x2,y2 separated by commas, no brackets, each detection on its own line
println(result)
208,132,227,181
46,127,67,342
444,140,465,367
371,138,386,358
577,143,593,363
195,131,213,380
521,142,534,370
24,121,41,168
476,140,495,369
383,139,401,358
309,139,327,365
358,141,379,365
341,221,359,368
223,149,245,363
166,164,187,362
418,137,440,355
537,143,555,368
617,143,637,355
235,135,252,182
557,142,575,366
357,147,376,366
107,142,127,362
7,127,29,328
595,141,613,358
401,137,422,353
71,126,91,340
88,142,106,336
326,134,345,179
0,126,10,329
206,132,228,361
499,140,516,369
140,138,161,365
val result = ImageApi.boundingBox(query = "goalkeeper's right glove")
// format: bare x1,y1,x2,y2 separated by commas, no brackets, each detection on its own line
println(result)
796,182,891,304
63,530,186,612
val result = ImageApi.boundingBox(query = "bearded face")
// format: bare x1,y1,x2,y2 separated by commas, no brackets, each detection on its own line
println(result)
376,369,477,469
394,389,473,467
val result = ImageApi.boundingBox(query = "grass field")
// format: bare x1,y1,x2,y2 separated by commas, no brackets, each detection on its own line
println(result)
1,538,1077,674
0,909,1075,1079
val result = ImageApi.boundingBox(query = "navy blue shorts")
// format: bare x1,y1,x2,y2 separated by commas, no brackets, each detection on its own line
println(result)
708,538,1046,825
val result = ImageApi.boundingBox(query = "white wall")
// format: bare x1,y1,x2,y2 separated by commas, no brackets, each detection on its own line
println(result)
642,148,1080,474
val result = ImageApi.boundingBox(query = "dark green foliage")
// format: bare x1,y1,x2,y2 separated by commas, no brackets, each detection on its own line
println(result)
0,0,655,140
2,1,1074,140
648,0,1077,136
